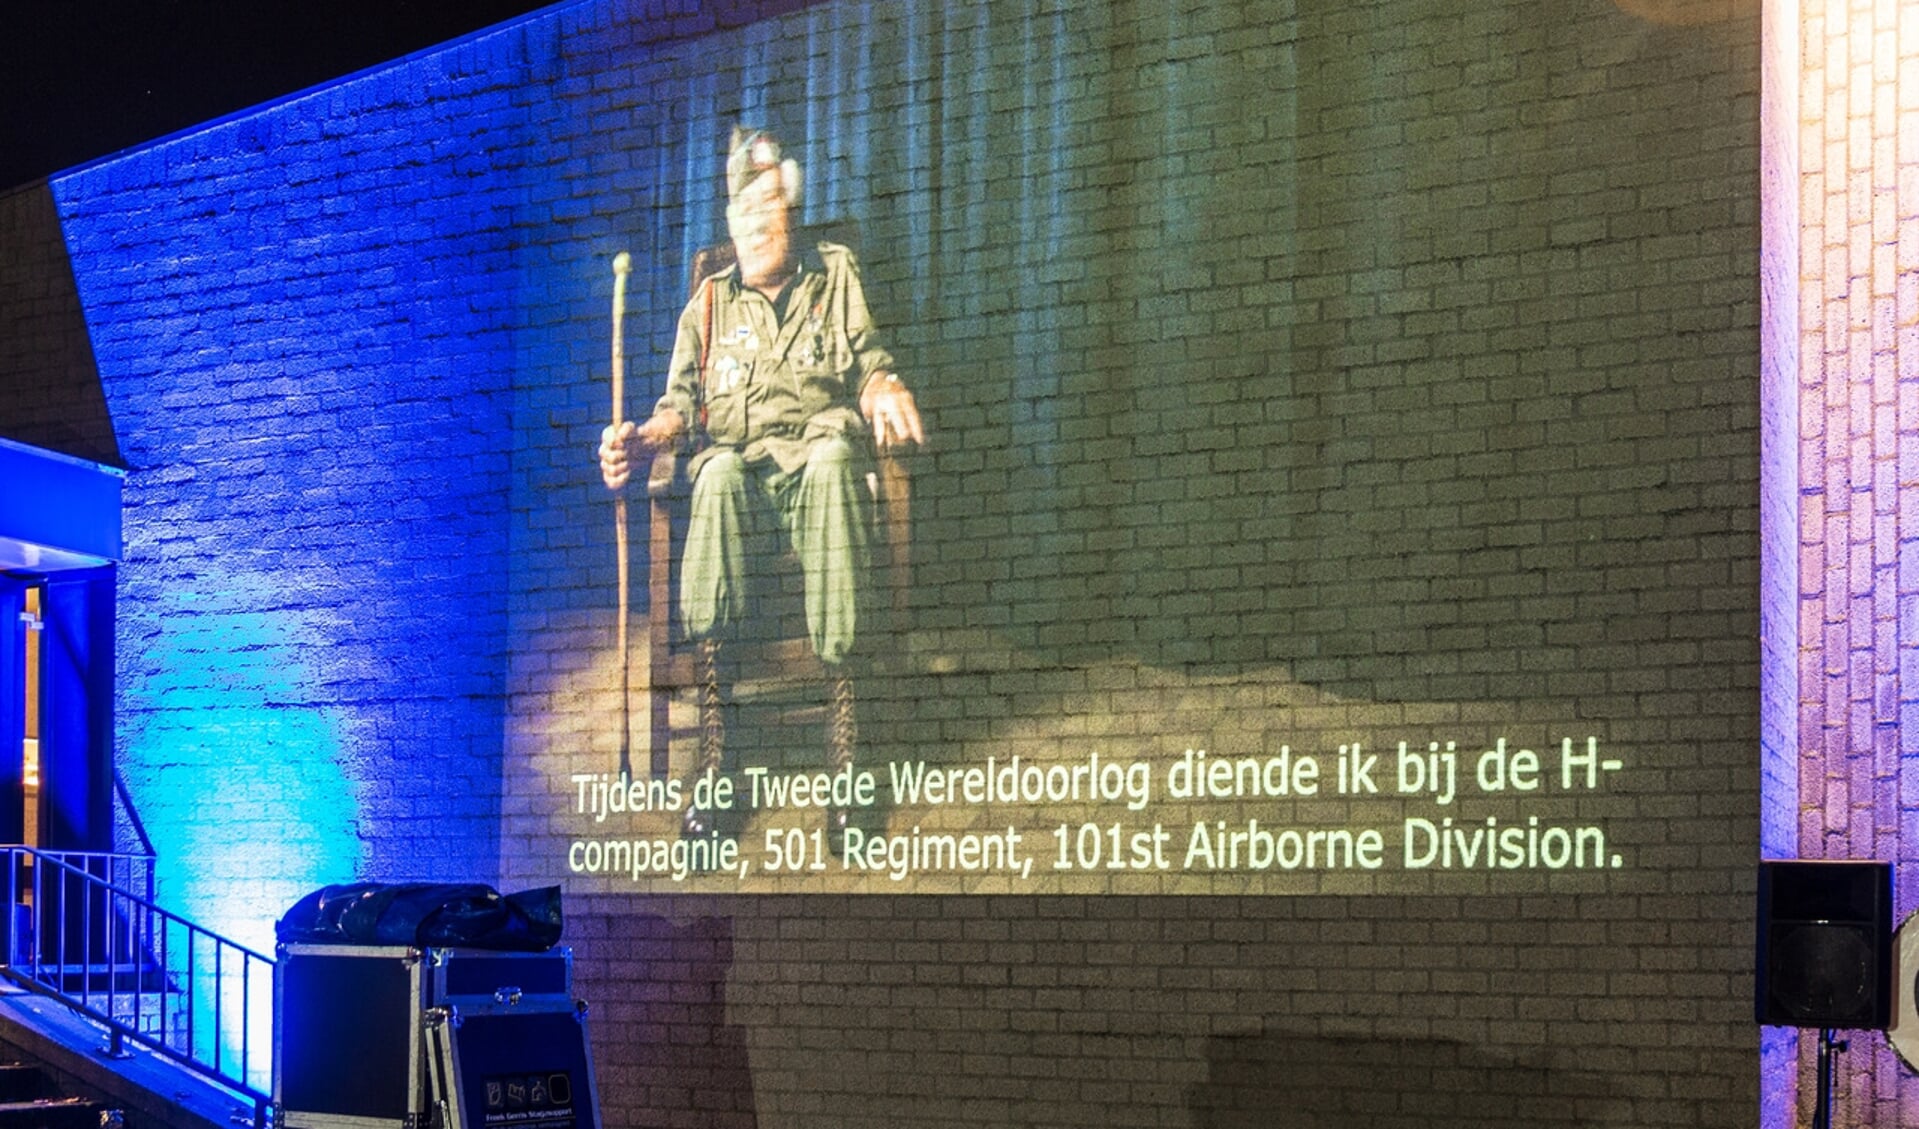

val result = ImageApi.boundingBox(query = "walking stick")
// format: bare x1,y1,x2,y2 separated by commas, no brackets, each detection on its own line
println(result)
610,251,633,779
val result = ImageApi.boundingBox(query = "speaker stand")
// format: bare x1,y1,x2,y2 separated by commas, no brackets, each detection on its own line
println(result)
1812,1027,1846,1129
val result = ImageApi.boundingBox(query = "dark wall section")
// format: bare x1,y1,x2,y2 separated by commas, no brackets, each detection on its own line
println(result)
572,891,1751,1128
0,183,120,466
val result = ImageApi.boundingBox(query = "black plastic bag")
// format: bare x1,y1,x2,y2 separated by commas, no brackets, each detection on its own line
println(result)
275,882,563,951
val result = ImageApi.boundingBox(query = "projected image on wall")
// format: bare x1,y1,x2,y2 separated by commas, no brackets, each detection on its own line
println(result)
588,125,928,866
501,1,1725,895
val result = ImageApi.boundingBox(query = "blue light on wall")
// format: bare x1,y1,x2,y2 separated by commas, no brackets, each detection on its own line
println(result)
44,15,551,939
120,582,364,951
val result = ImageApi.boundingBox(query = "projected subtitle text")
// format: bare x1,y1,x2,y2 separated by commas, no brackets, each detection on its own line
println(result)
560,736,1628,884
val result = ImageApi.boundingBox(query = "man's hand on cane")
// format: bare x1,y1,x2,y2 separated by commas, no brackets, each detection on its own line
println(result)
599,408,687,490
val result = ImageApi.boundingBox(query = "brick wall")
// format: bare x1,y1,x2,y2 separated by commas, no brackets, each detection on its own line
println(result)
0,182,120,466
36,21,540,945
1783,0,1919,1123
0,0,1763,1124
1759,0,1802,1120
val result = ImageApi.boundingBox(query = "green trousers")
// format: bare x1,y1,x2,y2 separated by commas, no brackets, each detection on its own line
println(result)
680,437,873,665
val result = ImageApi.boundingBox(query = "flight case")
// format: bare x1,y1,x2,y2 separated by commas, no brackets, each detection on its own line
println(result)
423,949,597,1129
275,944,430,1129
274,945,595,1129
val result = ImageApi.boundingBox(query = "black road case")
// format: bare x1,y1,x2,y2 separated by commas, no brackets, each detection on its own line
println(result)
425,1002,598,1129
275,944,430,1129
275,944,594,1129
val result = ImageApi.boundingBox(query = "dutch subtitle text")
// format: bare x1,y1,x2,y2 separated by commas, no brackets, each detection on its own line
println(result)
562,736,1630,883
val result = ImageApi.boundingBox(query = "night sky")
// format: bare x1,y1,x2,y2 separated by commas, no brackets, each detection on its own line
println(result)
1,1,555,190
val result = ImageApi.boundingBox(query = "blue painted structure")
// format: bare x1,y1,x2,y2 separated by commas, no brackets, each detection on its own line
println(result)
0,437,122,570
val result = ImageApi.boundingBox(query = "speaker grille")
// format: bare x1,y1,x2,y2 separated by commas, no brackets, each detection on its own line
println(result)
1756,860,1893,1029
1768,923,1874,1023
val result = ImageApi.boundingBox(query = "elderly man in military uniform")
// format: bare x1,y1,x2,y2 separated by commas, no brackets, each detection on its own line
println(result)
599,127,922,826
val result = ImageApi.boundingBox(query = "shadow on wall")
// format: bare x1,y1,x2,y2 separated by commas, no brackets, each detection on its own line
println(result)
0,184,121,467
1190,1029,1631,1128
589,914,756,1129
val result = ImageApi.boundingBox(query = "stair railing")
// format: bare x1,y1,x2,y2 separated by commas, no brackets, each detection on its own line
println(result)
0,846,272,1124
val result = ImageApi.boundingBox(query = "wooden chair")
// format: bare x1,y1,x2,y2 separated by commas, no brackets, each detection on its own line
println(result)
641,233,912,785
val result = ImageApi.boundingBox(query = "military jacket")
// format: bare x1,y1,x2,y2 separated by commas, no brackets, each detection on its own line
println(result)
656,242,895,476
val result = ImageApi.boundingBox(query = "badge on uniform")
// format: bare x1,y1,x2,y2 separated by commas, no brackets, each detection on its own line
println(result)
715,354,744,392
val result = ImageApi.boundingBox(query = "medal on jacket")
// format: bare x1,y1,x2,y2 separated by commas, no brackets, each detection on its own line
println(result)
805,306,827,366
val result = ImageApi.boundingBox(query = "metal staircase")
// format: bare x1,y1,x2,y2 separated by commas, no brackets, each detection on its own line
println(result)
0,846,272,1126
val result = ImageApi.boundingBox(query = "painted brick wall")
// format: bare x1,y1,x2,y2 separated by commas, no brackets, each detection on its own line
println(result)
37,23,543,946
0,0,1765,1125
1787,0,1919,1123
1758,0,1802,1118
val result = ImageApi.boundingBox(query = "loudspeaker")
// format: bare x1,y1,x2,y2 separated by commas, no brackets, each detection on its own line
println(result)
1756,859,1893,1029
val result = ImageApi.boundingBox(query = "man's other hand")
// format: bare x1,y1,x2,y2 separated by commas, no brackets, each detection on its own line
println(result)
862,375,924,451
